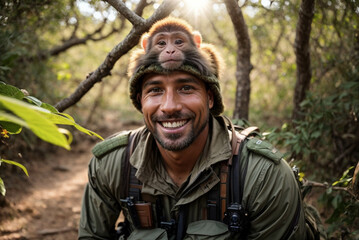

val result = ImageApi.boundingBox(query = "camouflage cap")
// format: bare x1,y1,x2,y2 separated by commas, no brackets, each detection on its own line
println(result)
129,63,224,116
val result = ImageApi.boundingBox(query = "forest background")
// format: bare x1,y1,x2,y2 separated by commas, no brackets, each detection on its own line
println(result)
0,0,358,239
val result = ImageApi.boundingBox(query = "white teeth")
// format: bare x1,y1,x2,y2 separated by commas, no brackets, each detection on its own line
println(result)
162,120,186,128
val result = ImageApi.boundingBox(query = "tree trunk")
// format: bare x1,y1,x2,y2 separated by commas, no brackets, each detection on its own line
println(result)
224,0,253,120
292,0,315,121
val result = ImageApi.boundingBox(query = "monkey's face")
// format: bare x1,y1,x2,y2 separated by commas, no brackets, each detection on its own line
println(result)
150,31,196,70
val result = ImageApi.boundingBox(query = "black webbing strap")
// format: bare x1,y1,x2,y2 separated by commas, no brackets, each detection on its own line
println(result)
117,127,145,237
120,127,145,200
207,177,220,220
176,204,188,240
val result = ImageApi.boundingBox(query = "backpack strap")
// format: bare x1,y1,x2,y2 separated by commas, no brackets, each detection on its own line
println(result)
117,127,148,236
207,116,258,227
120,126,146,201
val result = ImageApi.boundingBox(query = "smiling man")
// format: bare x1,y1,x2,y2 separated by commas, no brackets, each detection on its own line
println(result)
78,19,310,240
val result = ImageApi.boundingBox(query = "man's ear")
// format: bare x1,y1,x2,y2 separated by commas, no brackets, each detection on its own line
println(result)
137,93,143,112
193,31,202,48
207,90,214,109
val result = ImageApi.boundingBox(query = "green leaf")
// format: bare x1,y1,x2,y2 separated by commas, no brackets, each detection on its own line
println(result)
24,96,42,106
331,194,342,209
0,95,70,149
340,166,354,180
58,128,73,145
1,159,29,177
0,177,5,196
0,84,24,100
0,121,22,134
310,130,321,139
40,112,103,140
40,102,59,113
0,111,27,134
0,178,6,196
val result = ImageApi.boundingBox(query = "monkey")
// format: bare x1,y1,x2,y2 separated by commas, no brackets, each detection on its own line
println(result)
128,17,223,78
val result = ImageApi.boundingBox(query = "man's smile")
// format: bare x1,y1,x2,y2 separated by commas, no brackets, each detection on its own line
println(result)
161,120,188,128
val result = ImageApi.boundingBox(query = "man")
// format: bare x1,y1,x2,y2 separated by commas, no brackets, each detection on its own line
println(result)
78,59,307,239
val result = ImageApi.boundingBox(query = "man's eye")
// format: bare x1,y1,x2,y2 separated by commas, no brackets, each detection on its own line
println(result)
181,85,193,92
149,87,162,93
174,39,184,45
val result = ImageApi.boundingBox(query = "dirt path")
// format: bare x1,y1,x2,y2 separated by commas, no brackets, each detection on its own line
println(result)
0,135,97,240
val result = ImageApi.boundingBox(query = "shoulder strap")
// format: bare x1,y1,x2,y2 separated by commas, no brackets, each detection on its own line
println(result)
120,127,145,200
208,116,258,222
223,117,257,236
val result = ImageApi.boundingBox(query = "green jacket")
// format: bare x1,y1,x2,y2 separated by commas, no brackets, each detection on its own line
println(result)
78,116,306,239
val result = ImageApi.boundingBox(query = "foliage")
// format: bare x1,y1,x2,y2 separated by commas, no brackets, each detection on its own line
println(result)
266,24,359,238
0,0,97,102
318,167,359,239
267,61,358,174
0,82,102,196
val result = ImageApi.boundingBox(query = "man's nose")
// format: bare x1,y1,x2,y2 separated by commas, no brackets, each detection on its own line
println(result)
160,90,182,114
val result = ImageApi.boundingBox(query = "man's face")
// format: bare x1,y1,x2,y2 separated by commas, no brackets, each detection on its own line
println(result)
140,71,214,151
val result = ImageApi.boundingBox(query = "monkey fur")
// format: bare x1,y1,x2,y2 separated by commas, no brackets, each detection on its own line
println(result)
128,17,223,78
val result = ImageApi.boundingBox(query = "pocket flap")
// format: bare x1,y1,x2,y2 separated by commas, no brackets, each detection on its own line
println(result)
186,220,229,236
128,228,167,240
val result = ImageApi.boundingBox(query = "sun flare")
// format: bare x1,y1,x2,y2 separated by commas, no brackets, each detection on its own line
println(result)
183,0,210,16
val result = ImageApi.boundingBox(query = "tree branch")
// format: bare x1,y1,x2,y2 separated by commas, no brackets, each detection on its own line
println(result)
49,20,109,57
105,0,145,26
208,15,235,53
303,179,358,200
26,17,120,62
134,0,152,16
55,0,180,112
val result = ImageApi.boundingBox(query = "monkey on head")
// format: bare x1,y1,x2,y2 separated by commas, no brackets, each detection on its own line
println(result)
128,17,223,78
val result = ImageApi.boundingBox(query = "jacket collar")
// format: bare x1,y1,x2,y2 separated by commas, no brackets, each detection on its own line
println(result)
130,116,232,200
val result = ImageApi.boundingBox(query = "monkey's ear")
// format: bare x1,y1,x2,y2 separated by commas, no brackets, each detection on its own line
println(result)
141,33,149,50
192,31,202,48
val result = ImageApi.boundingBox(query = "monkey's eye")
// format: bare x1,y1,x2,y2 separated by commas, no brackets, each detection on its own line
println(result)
174,39,184,45
157,40,166,46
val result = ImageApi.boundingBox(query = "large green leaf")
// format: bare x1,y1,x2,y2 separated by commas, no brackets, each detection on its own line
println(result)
0,83,24,100
40,112,103,140
0,95,70,149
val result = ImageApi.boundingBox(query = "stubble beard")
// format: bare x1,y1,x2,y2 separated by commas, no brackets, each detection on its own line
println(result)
147,111,210,151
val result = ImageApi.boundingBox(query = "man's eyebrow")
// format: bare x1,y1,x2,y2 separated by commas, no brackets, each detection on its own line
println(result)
176,77,201,85
142,77,201,89
142,80,161,89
